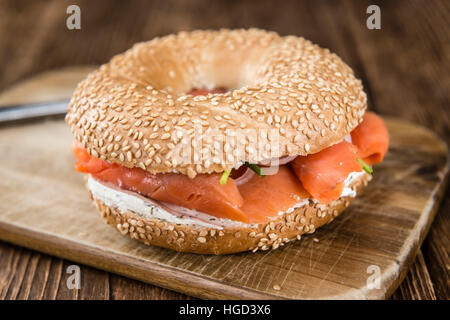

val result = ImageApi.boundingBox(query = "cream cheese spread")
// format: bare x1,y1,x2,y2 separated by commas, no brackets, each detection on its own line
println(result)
88,170,365,229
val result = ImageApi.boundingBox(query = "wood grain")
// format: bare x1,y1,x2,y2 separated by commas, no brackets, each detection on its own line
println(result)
391,250,437,300
422,195,450,299
0,0,448,299
0,117,447,299
0,241,191,299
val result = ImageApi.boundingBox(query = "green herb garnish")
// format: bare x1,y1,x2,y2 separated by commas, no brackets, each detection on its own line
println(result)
245,162,265,177
357,158,373,174
220,170,231,185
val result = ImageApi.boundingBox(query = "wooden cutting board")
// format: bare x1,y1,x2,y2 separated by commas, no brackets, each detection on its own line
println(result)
0,68,448,299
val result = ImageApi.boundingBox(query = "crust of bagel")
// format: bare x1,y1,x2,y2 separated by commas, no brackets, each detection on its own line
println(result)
90,172,371,255
66,29,367,178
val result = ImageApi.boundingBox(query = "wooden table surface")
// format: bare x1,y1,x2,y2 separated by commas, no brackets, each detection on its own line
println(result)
0,0,448,300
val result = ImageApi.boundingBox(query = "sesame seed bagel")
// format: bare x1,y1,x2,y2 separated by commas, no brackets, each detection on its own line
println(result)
91,172,371,255
66,28,367,177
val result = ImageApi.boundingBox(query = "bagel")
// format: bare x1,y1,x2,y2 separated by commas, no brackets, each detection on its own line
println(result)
66,29,367,177
66,29,389,254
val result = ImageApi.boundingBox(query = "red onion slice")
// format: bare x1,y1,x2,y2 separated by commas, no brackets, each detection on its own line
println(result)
257,155,298,167
277,155,298,165
158,201,200,217
235,168,255,186
147,195,229,227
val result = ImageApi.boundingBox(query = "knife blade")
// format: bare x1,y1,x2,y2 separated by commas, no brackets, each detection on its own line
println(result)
0,99,70,123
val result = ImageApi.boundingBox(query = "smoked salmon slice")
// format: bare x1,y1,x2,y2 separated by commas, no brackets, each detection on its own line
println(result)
72,142,246,221
72,110,389,222
73,142,310,224
351,112,389,165
238,166,310,223
73,145,110,173
290,141,362,204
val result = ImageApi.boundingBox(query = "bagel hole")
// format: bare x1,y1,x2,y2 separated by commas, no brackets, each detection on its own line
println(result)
186,87,229,96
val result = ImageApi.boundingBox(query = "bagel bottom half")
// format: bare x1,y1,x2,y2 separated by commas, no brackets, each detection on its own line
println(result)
89,173,371,255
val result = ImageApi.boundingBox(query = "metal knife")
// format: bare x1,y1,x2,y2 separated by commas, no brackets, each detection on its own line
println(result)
0,99,70,124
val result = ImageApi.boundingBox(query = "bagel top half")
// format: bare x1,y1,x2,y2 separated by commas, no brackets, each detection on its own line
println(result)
65,29,367,177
